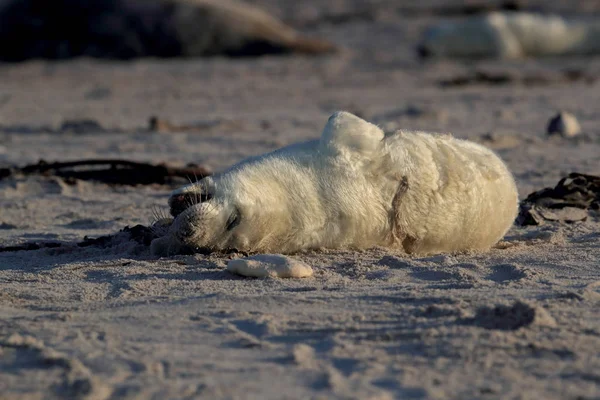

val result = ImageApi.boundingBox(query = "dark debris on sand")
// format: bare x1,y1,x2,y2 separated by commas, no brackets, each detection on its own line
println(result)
0,225,157,253
0,159,211,186
517,172,600,225
466,301,556,330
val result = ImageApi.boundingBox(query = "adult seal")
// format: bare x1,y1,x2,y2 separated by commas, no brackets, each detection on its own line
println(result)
152,112,518,256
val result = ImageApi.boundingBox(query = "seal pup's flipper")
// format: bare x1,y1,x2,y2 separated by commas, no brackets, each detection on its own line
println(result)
389,175,418,252
319,111,384,159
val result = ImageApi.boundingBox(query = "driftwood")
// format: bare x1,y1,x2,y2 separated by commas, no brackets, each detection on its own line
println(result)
439,68,595,88
0,242,64,253
78,225,157,247
0,159,210,186
517,172,600,226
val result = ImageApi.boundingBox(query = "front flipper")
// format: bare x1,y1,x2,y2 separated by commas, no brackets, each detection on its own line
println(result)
319,111,385,158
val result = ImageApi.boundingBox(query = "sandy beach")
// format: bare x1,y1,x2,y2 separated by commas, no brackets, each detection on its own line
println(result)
1,1,599,399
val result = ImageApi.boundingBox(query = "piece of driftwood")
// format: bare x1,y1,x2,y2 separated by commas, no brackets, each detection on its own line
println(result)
517,172,600,225
78,225,158,247
439,69,595,88
0,159,211,186
0,242,64,253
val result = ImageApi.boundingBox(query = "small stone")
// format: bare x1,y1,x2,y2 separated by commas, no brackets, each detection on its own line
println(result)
547,111,581,138
537,207,588,223
227,254,313,278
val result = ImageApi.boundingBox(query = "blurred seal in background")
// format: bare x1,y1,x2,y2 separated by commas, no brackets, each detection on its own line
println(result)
0,0,336,61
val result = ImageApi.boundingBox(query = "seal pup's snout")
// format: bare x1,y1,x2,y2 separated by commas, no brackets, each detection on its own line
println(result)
166,197,234,253
172,213,198,243
151,204,211,257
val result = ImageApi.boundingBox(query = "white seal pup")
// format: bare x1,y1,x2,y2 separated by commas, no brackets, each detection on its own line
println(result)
418,12,600,59
151,112,518,256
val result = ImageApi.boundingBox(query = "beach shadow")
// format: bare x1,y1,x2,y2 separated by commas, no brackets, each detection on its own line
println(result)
85,266,238,286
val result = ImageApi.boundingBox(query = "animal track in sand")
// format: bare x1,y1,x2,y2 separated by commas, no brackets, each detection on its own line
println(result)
486,264,531,283
411,267,481,284
375,255,413,269
0,334,108,399
467,301,557,330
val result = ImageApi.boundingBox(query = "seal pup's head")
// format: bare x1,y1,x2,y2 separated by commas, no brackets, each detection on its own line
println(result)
151,111,389,255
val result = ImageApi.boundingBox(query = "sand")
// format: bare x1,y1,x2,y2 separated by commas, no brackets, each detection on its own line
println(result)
1,1,600,399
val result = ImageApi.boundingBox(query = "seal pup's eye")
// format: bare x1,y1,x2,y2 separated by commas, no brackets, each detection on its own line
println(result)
226,208,241,231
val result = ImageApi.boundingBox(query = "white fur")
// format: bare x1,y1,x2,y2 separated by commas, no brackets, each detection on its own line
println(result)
420,12,600,59
152,112,518,256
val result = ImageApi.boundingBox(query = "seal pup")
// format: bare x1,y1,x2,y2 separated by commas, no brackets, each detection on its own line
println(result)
418,12,600,59
151,112,518,256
